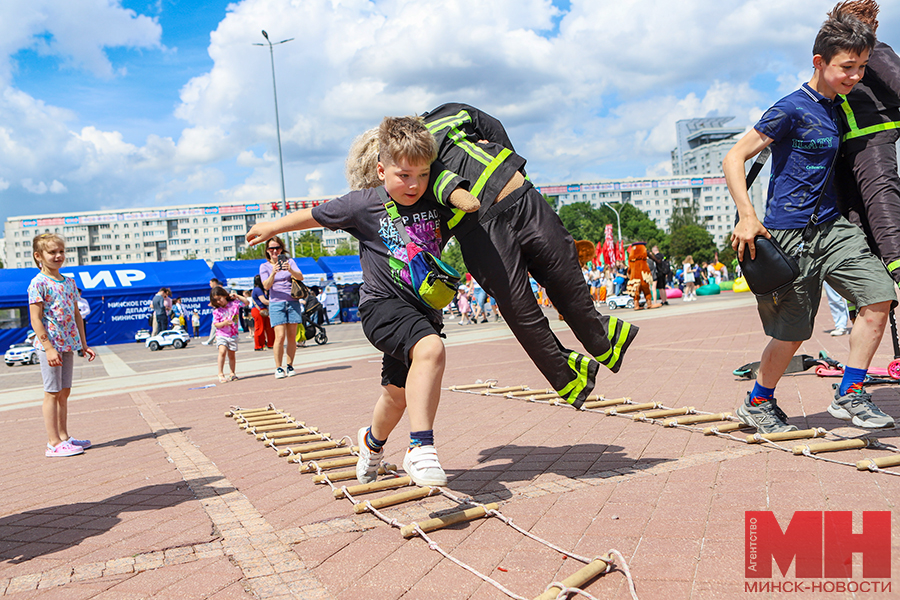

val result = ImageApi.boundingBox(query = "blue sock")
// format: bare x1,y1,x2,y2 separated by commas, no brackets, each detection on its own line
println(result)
364,428,386,453
839,366,867,396
749,382,775,406
409,430,434,448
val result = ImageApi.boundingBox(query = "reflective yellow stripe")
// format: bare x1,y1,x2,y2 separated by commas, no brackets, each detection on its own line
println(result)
470,148,512,197
433,170,457,206
596,318,631,369
839,98,900,141
888,259,900,273
447,208,466,229
557,352,590,403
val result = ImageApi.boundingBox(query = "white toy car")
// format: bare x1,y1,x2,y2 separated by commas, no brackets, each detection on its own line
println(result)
5,343,38,366
606,294,646,310
134,329,151,342
145,329,190,351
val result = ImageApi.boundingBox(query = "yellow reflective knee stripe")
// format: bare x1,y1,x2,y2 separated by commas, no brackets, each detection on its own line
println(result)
557,352,590,402
839,99,900,141
596,317,631,369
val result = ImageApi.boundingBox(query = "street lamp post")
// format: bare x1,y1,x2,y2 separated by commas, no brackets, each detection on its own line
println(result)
599,201,622,243
253,30,294,253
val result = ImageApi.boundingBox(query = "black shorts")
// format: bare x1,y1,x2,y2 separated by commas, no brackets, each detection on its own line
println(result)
359,298,443,388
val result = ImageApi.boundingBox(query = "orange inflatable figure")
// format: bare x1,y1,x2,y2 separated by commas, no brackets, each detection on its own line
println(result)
627,243,661,310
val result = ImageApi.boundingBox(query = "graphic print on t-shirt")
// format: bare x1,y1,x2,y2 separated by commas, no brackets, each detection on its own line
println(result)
378,208,443,287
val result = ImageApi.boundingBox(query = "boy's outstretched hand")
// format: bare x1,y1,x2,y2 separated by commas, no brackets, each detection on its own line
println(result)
246,222,276,247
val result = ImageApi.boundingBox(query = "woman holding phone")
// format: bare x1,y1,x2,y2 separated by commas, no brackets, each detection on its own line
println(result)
259,236,304,379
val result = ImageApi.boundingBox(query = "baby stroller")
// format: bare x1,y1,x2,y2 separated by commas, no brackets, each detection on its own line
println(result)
302,294,328,345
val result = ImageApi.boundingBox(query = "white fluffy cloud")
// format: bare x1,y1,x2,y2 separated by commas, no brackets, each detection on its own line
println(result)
2,0,898,224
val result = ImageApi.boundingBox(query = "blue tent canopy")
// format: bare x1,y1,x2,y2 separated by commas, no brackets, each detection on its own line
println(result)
212,258,328,290
0,260,216,352
317,255,363,284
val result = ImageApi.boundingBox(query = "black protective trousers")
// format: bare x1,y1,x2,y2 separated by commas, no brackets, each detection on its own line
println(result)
839,142,900,282
455,184,637,405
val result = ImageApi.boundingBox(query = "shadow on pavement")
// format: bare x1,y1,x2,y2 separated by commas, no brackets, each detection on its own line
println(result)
89,427,191,450
0,477,231,564
446,443,674,501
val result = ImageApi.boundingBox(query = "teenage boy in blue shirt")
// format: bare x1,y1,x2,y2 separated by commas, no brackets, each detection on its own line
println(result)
724,8,896,434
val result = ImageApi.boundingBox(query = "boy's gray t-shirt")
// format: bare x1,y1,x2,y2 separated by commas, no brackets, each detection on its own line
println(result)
312,188,448,321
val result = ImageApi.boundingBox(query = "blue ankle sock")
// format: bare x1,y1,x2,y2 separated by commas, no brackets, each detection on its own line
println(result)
364,428,386,453
749,382,775,406
839,366,867,396
409,430,434,448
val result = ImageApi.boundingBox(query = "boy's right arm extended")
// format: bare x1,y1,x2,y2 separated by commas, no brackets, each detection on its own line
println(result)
246,209,321,247
29,303,61,366
723,129,773,261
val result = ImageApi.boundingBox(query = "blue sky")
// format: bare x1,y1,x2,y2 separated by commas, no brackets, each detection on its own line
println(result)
1,0,898,227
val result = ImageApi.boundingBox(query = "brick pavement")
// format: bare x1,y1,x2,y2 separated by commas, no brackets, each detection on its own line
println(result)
1,296,899,599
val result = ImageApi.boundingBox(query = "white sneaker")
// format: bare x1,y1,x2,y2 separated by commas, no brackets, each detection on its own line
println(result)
830,327,848,336
403,445,447,486
356,427,383,484
275,367,287,379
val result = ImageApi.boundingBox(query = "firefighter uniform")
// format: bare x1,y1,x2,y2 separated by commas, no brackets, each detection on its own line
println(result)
421,104,638,408
837,41,900,283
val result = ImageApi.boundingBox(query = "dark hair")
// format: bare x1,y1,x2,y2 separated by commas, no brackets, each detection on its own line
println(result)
210,286,230,303
831,0,879,33
813,10,875,63
254,274,263,289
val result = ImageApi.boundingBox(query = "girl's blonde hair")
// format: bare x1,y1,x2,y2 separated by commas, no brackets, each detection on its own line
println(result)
684,255,694,265
345,127,381,190
264,235,289,264
32,233,65,268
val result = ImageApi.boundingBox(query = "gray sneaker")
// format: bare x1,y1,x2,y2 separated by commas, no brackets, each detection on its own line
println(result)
735,392,798,434
828,384,895,429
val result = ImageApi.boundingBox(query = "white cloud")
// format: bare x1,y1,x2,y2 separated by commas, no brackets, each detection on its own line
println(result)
0,178,8,191
2,0,895,224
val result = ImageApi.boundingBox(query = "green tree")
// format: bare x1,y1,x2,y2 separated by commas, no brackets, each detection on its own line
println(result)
618,204,668,248
237,243,266,261
333,239,358,255
543,193,558,209
294,232,327,260
668,195,701,231
441,238,468,277
558,202,606,242
669,224,717,264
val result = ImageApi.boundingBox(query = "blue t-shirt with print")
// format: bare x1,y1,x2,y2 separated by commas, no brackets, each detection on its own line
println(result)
754,83,843,229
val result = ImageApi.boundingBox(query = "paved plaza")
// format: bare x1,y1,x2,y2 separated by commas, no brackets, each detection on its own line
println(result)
1,292,898,599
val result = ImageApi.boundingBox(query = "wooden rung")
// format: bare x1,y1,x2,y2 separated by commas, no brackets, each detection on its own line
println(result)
533,558,610,600
277,440,342,457
353,486,436,513
606,402,657,415
857,455,900,470
449,382,495,390
793,438,869,455
237,412,290,423
267,433,329,446
232,408,281,418
313,464,397,483
288,446,358,463
746,428,826,444
507,389,551,397
249,422,307,434
225,406,272,417
633,407,694,421
665,412,731,426
529,393,563,401
582,397,629,410
256,427,317,440
299,456,358,472
401,502,499,539
334,476,412,499
239,418,291,429
482,386,528,395
704,422,751,435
